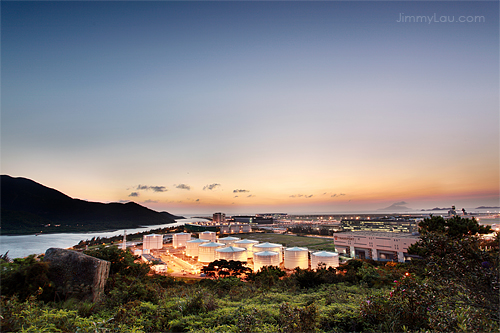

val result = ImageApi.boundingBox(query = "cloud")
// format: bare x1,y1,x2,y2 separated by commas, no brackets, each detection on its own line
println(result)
118,200,130,203
247,194,255,198
150,186,167,192
233,189,249,193
203,183,221,191
136,185,168,192
290,194,313,198
234,195,239,198
195,199,200,202
175,184,191,190
129,192,139,197
331,193,346,198
144,199,158,203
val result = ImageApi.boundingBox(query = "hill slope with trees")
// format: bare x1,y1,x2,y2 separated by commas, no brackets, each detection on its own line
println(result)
1,175,181,235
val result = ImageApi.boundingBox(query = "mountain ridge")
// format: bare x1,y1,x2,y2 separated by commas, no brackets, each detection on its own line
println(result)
1,175,183,235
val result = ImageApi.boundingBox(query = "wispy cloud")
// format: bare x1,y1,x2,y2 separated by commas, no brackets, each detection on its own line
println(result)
203,183,221,191
290,194,313,198
331,193,346,197
233,189,249,193
129,192,139,197
175,184,191,190
136,185,168,192
144,199,158,203
247,194,255,198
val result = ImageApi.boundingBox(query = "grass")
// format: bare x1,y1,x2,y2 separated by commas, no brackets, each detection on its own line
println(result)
237,233,337,252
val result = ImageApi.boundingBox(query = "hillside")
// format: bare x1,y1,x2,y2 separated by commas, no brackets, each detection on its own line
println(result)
1,175,182,235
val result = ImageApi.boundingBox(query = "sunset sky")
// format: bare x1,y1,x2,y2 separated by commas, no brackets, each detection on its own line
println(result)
2,1,498,215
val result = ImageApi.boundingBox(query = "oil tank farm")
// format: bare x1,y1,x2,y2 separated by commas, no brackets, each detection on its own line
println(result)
143,234,163,250
172,232,191,248
253,242,283,261
186,238,209,257
234,239,259,258
311,251,339,269
215,246,247,262
284,247,309,270
253,251,280,272
198,242,224,263
218,236,240,247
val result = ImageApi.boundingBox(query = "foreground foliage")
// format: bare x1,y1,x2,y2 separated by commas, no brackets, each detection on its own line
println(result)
2,217,498,332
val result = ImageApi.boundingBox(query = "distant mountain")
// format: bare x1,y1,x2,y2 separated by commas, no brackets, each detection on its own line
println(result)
476,206,500,209
378,201,412,211
421,207,452,211
1,175,183,235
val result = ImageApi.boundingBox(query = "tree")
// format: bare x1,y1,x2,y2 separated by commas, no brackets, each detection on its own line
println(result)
201,260,252,279
84,245,151,277
405,216,499,330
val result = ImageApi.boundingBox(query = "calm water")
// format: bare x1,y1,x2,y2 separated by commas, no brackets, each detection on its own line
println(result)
0,219,206,259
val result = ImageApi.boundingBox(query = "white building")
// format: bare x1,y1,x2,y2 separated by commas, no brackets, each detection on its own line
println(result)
333,231,419,262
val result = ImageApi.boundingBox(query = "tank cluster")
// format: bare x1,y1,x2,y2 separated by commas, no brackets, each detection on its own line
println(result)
173,231,340,272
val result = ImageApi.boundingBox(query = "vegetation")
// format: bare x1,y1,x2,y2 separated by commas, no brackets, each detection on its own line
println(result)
1,216,498,332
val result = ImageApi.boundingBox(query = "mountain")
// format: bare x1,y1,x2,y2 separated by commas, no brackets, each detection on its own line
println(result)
1,175,183,235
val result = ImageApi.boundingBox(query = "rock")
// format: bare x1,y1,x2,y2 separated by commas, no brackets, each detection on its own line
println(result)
44,248,110,302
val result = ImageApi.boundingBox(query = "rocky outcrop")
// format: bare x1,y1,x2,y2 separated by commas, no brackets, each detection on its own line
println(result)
44,248,110,302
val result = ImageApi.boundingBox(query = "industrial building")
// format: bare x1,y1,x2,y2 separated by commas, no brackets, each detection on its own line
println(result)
333,231,419,262
340,216,417,233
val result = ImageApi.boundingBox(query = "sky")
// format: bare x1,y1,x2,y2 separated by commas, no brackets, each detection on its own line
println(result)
2,1,499,215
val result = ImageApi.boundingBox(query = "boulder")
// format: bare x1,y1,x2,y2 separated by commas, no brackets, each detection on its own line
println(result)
44,248,110,302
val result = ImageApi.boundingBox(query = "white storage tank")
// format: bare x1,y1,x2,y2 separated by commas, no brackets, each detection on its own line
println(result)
253,251,280,272
199,231,217,243
198,242,224,263
253,242,283,261
218,236,240,247
234,239,259,258
284,247,309,270
133,249,143,256
186,238,210,257
311,251,339,269
215,246,247,262
143,234,163,250
173,232,191,248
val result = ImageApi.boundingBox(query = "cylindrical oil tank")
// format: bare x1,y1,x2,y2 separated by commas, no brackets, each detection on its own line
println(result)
284,247,309,270
218,236,240,247
234,239,259,258
186,239,210,257
311,251,340,269
253,251,280,272
215,246,247,262
198,242,224,263
199,231,217,242
143,234,163,250
253,242,283,261
172,232,191,248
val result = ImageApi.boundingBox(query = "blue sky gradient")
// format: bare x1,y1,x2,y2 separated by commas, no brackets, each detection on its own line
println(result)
2,1,498,214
